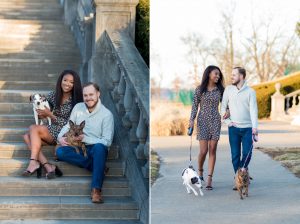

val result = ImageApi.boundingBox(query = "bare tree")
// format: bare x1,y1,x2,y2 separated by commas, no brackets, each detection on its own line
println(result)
172,75,183,101
181,33,209,87
243,20,298,82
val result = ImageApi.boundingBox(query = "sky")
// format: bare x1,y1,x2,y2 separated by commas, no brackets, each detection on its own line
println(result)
150,0,300,88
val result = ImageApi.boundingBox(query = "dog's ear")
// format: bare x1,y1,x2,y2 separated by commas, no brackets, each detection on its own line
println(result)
41,95,46,101
30,94,34,102
69,120,75,127
79,120,85,129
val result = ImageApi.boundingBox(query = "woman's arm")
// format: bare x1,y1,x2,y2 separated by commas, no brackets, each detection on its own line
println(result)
189,88,200,127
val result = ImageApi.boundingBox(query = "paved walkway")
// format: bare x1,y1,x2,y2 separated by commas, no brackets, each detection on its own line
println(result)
151,121,300,224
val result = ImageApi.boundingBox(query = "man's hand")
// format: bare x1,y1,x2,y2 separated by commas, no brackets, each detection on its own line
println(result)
58,137,69,146
252,128,258,135
228,122,237,127
74,134,84,142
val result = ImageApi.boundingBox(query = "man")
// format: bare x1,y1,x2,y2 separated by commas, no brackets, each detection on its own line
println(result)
56,82,114,203
221,67,258,190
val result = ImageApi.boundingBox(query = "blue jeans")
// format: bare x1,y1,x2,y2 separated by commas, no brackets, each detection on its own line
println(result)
56,143,108,189
228,126,253,173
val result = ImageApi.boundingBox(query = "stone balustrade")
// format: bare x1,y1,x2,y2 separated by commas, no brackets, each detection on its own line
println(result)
60,1,149,223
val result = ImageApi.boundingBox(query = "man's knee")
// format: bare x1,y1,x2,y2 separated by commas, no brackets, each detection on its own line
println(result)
56,147,65,159
93,144,108,156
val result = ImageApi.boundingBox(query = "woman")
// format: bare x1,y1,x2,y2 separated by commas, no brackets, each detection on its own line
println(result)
189,65,225,190
22,70,83,179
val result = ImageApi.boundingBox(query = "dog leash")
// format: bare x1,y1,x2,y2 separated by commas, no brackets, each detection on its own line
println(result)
242,134,257,168
187,127,193,168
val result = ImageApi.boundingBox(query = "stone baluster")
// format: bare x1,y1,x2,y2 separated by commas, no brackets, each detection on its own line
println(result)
142,138,149,178
285,97,290,112
110,62,121,102
117,72,126,116
292,95,297,109
129,99,139,143
122,80,132,128
134,109,147,159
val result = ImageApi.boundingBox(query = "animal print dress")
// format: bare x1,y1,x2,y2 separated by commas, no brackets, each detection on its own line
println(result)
46,91,73,144
189,86,222,140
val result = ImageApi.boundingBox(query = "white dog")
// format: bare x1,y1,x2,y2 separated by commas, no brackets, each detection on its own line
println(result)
30,93,51,125
182,166,204,196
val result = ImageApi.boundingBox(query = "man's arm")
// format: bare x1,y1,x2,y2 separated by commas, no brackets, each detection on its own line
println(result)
250,90,258,131
221,87,232,125
57,105,78,140
83,113,114,147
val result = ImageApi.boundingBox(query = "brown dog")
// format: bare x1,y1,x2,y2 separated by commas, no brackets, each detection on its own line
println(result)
235,168,250,200
64,120,87,157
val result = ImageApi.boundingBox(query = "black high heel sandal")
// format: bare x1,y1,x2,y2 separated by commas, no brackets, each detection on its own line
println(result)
198,169,204,182
42,162,63,179
22,159,42,178
206,174,213,190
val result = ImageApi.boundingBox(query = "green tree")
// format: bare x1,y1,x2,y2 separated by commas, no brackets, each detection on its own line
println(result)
297,22,300,38
135,0,149,66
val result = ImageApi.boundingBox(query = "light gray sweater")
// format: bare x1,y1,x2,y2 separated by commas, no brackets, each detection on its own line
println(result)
221,82,258,129
58,100,114,147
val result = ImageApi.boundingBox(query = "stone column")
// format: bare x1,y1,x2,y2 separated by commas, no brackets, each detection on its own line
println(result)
93,0,139,44
89,0,139,84
270,83,286,121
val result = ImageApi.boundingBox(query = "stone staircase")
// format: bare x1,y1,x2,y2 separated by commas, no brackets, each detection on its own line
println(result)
0,0,141,223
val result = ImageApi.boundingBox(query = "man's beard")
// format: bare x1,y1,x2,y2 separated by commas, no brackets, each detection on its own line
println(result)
232,79,240,86
85,98,98,109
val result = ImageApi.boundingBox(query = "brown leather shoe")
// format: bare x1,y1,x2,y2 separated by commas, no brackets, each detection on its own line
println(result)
91,188,103,203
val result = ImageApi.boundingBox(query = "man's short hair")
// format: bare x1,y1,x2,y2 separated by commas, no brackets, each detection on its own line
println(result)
82,82,100,92
233,67,246,78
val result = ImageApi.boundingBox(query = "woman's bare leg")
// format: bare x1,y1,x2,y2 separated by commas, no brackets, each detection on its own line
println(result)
198,140,208,178
207,140,218,187
24,125,54,173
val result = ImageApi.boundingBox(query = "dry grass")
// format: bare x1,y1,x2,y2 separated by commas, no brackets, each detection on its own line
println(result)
151,100,191,136
258,147,300,178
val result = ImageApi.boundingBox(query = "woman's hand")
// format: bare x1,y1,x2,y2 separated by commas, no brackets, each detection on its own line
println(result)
36,107,52,119
223,108,230,119
189,121,194,128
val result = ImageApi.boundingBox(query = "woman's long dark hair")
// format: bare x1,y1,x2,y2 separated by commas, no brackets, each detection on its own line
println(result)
199,65,225,101
55,70,83,108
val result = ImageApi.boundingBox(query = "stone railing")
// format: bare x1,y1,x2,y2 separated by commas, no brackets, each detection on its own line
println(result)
271,83,300,125
285,89,300,114
61,0,149,223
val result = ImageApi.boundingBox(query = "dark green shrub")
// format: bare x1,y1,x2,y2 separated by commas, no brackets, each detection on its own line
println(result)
253,71,300,118
135,0,149,66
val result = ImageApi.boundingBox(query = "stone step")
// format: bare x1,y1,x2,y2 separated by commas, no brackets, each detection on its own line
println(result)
0,176,130,197
0,158,124,177
0,81,55,90
0,142,119,160
0,55,80,64
0,196,138,220
0,90,50,104
0,38,77,47
0,61,81,71
0,12,63,21
0,115,34,128
0,220,142,224
0,105,33,115
0,19,70,28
